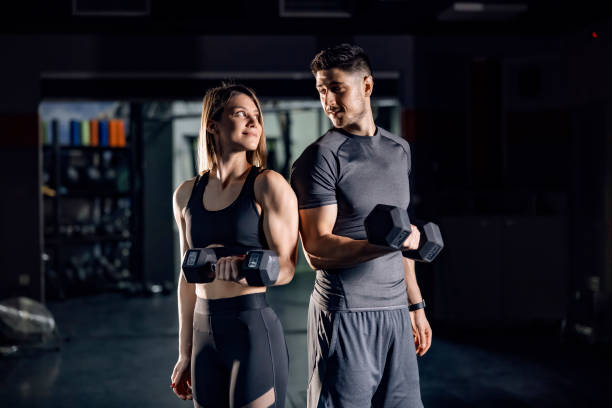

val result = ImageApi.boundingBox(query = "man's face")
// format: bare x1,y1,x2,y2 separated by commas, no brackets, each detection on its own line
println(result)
315,68,371,129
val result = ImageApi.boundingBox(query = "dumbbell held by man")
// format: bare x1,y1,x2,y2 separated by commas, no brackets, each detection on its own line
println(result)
401,221,444,263
364,204,444,262
182,247,279,286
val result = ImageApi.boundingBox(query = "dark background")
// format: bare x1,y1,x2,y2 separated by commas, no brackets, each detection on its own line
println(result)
1,0,611,406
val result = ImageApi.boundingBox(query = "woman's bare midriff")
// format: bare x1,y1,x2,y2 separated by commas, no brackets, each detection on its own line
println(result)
195,279,266,299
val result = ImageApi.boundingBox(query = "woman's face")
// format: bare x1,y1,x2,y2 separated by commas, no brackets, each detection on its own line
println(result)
212,93,262,153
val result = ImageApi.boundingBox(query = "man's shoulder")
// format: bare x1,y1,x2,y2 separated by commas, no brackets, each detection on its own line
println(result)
312,128,350,152
378,127,411,153
297,128,349,161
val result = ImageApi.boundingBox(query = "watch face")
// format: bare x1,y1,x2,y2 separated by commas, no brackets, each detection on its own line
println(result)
186,250,199,266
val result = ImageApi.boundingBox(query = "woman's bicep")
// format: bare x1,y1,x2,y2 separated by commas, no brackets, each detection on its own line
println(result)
258,172,298,261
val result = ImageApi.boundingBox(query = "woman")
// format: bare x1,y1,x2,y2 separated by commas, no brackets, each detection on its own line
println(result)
170,83,298,407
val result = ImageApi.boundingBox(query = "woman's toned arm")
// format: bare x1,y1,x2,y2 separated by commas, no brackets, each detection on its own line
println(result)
170,179,196,400
173,179,197,360
254,170,299,286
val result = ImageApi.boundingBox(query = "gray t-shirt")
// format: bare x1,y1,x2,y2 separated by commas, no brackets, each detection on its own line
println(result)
290,126,412,311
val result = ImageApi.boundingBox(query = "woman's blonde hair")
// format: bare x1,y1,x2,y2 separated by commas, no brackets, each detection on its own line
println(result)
197,82,267,174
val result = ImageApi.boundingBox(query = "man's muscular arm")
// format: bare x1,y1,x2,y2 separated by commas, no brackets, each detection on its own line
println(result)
299,204,393,270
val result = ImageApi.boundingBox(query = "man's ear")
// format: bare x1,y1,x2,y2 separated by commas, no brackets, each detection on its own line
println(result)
364,75,374,97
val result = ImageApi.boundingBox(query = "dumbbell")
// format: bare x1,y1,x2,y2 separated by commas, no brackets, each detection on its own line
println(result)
401,220,444,263
182,247,279,286
181,247,225,283
364,204,444,262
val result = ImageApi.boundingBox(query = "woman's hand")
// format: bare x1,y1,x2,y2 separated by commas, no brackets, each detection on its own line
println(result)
171,357,192,400
215,255,248,286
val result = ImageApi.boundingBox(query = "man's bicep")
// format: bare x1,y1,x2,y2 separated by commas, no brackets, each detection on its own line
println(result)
298,204,337,253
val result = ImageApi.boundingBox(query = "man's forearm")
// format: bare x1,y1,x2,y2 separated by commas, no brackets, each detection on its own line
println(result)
403,258,423,304
305,233,392,269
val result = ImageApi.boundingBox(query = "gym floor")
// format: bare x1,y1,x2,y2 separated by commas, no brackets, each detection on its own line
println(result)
1,272,610,408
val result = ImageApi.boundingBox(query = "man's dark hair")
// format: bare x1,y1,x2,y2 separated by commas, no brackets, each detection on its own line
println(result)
310,44,372,76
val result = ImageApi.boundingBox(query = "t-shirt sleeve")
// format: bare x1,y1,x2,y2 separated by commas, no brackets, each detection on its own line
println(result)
290,144,338,209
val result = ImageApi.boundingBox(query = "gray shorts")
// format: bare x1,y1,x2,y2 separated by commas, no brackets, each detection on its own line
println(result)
307,298,423,408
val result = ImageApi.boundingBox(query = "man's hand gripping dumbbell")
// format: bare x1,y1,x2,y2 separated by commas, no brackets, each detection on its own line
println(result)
364,204,444,262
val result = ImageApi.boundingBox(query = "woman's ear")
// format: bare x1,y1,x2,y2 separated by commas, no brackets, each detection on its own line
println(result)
206,120,216,135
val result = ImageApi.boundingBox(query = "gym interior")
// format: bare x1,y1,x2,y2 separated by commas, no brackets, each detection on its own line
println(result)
1,1,611,407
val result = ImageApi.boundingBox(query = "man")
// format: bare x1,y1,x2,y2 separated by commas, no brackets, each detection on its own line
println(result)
290,44,432,408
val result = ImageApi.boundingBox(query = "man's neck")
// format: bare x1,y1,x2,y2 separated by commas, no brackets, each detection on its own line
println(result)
343,111,376,136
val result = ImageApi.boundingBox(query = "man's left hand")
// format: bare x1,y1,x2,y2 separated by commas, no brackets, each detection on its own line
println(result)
410,309,432,357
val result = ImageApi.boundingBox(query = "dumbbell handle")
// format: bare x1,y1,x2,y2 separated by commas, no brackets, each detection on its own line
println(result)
214,251,279,286
209,255,245,272
183,248,278,286
401,221,444,263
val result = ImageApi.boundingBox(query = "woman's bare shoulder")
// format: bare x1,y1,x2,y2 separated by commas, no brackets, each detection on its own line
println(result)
254,169,288,192
173,176,198,210
254,168,288,186
254,168,295,205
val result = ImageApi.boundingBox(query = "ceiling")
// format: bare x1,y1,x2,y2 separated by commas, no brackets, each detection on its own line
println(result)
0,0,608,36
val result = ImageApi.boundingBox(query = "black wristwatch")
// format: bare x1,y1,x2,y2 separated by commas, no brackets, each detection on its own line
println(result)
409,299,426,312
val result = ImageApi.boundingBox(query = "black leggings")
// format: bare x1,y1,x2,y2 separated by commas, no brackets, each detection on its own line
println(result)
191,293,288,408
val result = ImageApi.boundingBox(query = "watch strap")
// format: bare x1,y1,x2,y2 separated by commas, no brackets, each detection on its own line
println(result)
408,299,426,312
